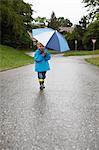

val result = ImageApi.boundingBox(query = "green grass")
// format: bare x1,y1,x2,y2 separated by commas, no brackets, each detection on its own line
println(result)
0,45,34,71
85,57,99,67
64,50,99,56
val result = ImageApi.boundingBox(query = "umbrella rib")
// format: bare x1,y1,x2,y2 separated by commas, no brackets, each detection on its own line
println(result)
56,31,60,51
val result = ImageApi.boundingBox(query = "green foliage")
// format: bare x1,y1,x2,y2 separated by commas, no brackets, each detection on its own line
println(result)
48,12,73,30
57,17,65,27
83,0,98,7
32,17,49,28
58,17,72,27
64,0,99,51
83,0,99,20
64,25,85,50
33,17,48,24
82,20,99,50
63,19,72,27
0,0,33,48
48,11,60,30
79,16,89,29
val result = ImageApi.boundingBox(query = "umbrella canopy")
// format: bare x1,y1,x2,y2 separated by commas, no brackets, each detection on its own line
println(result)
32,28,70,52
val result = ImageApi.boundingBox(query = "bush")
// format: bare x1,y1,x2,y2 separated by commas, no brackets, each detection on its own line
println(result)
83,20,99,50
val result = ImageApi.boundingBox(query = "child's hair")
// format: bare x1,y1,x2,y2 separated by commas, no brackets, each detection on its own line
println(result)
37,42,41,45
36,42,44,50
37,42,44,46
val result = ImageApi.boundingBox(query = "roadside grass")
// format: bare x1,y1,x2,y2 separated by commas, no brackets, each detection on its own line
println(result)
0,45,33,71
64,50,99,56
85,57,99,67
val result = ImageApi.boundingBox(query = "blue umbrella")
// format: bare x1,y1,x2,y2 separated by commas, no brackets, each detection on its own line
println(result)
32,28,70,52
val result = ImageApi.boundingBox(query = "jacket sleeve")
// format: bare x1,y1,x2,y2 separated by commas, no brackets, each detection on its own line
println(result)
34,50,43,62
44,52,51,61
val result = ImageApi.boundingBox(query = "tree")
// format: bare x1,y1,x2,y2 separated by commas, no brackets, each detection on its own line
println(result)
63,19,72,27
0,0,33,48
83,0,99,20
33,16,49,27
83,0,99,7
79,16,89,29
57,17,72,27
48,11,60,30
82,20,99,50
57,17,65,26
64,25,85,50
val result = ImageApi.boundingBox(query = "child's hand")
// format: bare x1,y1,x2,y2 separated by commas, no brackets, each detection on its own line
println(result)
42,52,46,57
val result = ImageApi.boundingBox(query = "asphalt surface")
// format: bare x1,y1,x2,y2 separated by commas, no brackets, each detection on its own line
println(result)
0,55,99,150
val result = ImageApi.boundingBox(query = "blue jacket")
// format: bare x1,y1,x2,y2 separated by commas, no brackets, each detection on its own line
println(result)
34,48,51,72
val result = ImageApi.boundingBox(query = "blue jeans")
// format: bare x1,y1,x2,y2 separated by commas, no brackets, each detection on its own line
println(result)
38,71,46,79
38,72,46,85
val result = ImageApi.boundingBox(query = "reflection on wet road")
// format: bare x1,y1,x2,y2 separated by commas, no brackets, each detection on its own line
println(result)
0,55,99,150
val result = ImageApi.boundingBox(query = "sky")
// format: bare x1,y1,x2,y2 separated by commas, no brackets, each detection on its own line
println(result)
24,0,87,25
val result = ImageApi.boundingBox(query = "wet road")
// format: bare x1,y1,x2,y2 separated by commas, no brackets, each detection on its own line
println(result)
0,55,99,150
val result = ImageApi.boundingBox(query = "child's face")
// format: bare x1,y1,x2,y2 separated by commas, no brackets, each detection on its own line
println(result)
37,43,44,51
